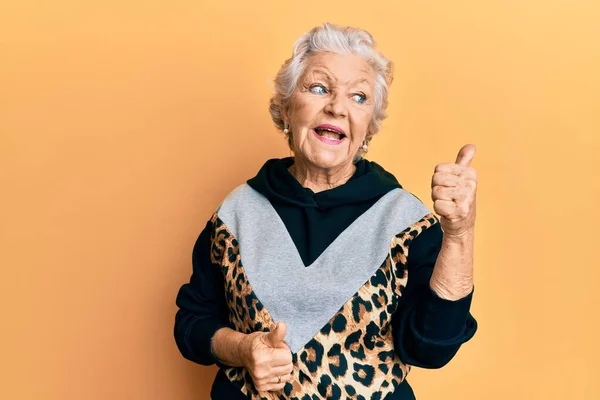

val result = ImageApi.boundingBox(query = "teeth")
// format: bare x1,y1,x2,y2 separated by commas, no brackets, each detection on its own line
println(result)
315,128,343,140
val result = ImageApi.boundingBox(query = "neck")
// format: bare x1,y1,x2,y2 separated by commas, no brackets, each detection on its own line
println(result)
289,158,356,193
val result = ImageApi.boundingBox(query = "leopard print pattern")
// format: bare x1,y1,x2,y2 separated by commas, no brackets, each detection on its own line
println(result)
210,212,439,400
209,214,277,398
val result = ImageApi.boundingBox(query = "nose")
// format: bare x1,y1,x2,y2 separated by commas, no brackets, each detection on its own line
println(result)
324,93,348,118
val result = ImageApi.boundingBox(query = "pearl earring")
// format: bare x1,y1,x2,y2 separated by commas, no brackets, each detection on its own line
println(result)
361,141,368,152
283,124,289,134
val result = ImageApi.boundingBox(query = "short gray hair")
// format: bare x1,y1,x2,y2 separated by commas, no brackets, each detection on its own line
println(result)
269,22,394,151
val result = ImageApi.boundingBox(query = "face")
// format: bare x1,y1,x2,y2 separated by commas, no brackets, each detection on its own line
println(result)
282,52,376,172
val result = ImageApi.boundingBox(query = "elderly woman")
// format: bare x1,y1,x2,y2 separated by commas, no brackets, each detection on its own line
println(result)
174,23,477,400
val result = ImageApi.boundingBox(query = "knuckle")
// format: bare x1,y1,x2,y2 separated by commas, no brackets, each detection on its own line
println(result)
435,163,450,172
250,349,263,361
249,358,263,369
253,370,268,380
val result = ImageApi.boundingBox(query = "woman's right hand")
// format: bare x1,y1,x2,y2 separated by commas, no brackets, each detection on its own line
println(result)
238,321,294,392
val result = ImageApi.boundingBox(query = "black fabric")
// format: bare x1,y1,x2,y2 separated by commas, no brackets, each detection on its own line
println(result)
174,219,232,366
247,157,402,266
392,222,477,368
211,369,250,400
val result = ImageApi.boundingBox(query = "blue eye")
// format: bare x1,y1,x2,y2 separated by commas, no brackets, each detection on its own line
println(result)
309,84,327,95
352,93,366,104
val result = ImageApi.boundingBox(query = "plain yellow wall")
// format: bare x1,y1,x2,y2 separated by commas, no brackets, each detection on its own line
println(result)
1,1,599,399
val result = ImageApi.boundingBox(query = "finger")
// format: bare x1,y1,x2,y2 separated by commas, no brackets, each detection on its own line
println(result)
272,340,291,350
257,382,286,393
268,372,293,385
268,382,286,392
268,362,294,376
251,365,291,386
433,199,456,217
269,349,293,368
432,186,458,202
435,163,463,175
435,164,477,183
463,179,478,192
431,172,460,188
455,144,476,167
264,321,287,348
460,167,478,182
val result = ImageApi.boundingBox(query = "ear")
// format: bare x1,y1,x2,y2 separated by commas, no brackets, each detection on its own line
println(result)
281,106,289,127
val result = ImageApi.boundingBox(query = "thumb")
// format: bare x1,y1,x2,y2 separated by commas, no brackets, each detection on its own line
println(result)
455,144,476,167
265,321,287,348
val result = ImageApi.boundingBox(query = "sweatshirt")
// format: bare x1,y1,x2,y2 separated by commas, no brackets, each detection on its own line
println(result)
174,157,477,400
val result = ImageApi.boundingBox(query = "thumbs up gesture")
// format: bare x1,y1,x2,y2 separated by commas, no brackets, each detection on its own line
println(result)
238,321,294,392
431,144,478,238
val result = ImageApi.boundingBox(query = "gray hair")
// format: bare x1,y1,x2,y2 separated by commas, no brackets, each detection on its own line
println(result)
269,22,394,152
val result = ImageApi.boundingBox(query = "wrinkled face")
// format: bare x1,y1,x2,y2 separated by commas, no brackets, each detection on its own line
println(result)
282,52,376,171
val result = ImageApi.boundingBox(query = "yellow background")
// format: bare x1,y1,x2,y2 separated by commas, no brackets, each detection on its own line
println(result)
1,1,599,399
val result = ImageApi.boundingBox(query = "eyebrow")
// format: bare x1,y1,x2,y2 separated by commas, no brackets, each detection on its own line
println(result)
309,68,334,80
351,78,371,86
308,69,372,88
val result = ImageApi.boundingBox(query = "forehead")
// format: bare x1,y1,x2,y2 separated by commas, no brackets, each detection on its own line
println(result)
302,52,375,85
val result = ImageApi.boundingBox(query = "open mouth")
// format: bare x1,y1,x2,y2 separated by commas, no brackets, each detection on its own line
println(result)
313,124,346,143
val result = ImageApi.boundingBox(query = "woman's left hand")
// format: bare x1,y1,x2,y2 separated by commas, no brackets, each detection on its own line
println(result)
431,144,478,238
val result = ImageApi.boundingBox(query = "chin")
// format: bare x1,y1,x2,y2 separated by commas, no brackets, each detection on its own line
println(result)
308,151,351,170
